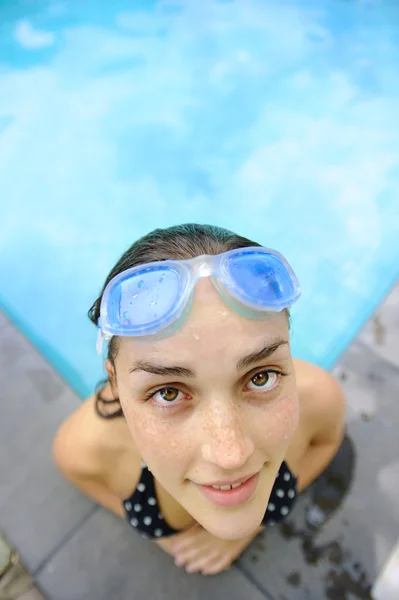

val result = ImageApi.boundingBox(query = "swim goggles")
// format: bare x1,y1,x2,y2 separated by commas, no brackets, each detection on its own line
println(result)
96,246,301,354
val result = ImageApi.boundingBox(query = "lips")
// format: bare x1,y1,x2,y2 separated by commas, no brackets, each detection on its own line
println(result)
210,481,245,491
204,473,256,488
207,474,254,491
195,472,260,507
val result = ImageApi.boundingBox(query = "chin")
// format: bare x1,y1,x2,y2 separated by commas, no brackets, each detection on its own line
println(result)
198,512,262,541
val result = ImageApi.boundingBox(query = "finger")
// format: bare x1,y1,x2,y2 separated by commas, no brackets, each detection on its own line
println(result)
202,556,232,576
173,531,209,557
175,543,210,567
185,550,222,574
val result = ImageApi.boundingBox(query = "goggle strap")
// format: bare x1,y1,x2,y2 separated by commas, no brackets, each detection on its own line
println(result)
97,329,113,355
96,329,104,355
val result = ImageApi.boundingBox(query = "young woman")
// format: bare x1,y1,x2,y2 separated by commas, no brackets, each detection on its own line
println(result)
53,223,345,576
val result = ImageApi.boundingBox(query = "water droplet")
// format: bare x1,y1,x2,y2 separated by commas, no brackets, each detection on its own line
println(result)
129,293,139,305
138,280,145,289
159,275,166,283
192,332,200,340
218,310,229,321
123,311,129,319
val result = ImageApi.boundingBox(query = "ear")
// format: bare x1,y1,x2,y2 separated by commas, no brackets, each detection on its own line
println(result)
105,360,117,388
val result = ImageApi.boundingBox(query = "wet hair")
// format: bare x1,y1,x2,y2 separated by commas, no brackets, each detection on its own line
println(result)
88,223,286,418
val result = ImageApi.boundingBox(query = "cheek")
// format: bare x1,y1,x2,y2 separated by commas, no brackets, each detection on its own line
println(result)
256,392,299,450
122,401,194,466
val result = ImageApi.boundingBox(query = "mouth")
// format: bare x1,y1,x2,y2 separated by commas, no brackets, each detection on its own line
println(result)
207,473,254,490
195,472,260,507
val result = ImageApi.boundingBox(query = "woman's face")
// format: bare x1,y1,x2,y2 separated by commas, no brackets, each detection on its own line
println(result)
112,277,299,540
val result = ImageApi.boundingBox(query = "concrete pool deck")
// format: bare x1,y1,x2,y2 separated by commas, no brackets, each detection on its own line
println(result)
1,285,399,600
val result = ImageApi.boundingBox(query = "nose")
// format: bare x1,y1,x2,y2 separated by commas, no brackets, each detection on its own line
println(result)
200,400,255,470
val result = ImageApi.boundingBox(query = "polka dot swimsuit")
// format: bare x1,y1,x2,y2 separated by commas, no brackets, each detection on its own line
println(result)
123,461,298,540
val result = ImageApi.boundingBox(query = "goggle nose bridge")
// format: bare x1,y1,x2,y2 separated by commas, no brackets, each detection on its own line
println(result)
186,253,219,280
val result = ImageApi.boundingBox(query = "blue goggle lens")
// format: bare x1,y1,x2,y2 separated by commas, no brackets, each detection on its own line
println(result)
226,251,296,307
107,266,182,331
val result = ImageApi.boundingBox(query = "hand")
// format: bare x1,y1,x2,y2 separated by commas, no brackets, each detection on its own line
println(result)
170,523,262,576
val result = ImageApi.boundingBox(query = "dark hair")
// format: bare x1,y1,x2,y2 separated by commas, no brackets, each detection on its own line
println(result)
89,223,285,418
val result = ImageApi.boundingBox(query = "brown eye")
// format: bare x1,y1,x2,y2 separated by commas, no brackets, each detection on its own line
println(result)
248,370,279,391
159,387,179,402
143,386,186,410
252,372,269,386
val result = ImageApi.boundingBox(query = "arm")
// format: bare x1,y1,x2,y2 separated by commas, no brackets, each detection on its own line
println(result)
52,413,126,518
295,369,346,492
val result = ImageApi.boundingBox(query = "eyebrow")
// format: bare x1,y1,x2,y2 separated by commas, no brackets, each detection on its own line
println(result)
128,338,289,378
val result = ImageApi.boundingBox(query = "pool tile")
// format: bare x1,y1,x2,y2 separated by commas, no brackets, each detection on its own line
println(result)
0,315,95,573
358,283,399,370
37,508,268,600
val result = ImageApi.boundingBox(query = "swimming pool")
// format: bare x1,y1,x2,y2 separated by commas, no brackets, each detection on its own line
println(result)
1,0,399,397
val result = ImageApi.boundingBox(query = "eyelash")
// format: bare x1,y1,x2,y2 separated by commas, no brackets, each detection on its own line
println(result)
142,369,288,410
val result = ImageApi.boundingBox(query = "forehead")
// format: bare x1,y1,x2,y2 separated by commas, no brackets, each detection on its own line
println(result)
117,278,290,364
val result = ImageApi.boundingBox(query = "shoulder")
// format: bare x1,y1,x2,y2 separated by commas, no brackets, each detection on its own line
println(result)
293,358,346,443
52,386,131,480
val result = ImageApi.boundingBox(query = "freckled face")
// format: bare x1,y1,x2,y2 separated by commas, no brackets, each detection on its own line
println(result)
113,278,299,540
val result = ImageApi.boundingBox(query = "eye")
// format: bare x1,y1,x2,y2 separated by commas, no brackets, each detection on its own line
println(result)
145,386,184,408
246,370,281,392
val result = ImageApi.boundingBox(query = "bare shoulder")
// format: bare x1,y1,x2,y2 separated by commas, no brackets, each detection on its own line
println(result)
52,383,136,479
293,358,346,443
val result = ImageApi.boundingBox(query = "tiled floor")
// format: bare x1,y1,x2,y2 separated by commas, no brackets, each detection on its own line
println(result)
1,285,399,599
0,534,44,600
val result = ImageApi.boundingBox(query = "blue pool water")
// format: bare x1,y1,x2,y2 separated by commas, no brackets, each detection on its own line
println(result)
1,0,399,398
